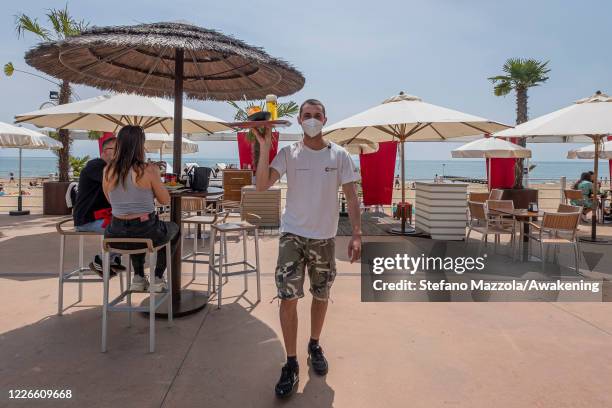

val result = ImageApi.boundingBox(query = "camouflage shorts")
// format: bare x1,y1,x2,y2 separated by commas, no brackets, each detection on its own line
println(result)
275,233,337,301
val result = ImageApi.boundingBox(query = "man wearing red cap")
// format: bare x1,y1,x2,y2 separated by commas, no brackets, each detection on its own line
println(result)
73,132,124,275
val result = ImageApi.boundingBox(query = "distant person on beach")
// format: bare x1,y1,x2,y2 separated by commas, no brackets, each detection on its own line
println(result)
0,186,4,196
73,133,125,276
103,126,178,292
394,175,400,189
254,99,361,399
571,171,593,222
9,172,14,183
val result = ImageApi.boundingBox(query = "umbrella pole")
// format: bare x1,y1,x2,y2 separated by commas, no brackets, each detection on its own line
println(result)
592,137,600,240
390,139,415,235
18,147,23,211
150,47,208,317
9,147,30,216
488,157,491,192
525,157,530,188
580,135,608,244
171,48,184,305
401,140,406,232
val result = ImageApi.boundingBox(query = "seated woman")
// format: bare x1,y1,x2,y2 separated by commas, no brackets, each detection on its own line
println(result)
571,171,594,222
102,125,178,292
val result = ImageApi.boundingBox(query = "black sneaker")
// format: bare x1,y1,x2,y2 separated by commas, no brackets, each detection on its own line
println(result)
308,343,328,376
275,363,299,399
111,257,126,272
89,256,117,278
97,255,126,273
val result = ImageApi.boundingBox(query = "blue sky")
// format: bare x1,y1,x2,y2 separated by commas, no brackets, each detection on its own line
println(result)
1,0,611,161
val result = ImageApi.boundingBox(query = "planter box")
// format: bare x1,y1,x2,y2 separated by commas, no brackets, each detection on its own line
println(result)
43,181,71,215
500,188,539,210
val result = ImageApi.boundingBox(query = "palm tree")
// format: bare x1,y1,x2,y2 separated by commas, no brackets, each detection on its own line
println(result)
69,155,90,177
12,5,88,181
489,58,550,188
228,99,299,169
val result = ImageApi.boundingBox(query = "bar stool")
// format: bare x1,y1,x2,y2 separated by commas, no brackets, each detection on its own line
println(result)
209,220,261,308
182,209,229,282
181,197,207,238
56,218,125,316
101,238,173,353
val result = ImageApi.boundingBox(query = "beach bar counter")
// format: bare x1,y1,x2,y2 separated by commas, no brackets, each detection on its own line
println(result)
414,182,468,240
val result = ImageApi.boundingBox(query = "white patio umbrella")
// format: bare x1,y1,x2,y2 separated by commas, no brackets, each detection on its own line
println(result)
324,91,510,234
0,122,61,216
144,133,199,161
338,138,379,155
567,140,612,159
452,137,532,191
15,93,231,134
494,90,612,242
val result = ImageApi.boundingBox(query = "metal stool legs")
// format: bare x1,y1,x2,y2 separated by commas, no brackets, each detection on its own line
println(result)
58,232,124,316
58,234,65,315
209,225,261,309
101,239,172,353
148,251,156,353
254,228,261,302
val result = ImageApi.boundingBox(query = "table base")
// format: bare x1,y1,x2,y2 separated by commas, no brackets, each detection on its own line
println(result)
141,289,209,318
9,210,30,216
579,236,610,245
390,226,417,235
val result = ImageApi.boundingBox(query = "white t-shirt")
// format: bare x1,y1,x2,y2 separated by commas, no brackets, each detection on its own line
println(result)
270,141,360,239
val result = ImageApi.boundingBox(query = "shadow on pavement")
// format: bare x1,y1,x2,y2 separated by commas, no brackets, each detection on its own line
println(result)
0,305,206,407
161,302,335,408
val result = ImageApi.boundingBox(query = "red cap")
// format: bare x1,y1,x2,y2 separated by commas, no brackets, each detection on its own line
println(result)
98,132,116,155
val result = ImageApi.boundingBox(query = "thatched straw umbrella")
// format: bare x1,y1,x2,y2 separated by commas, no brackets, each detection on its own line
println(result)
25,22,305,100
24,21,305,316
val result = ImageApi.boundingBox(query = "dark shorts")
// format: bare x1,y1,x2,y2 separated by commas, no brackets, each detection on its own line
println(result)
275,233,337,301
104,213,178,277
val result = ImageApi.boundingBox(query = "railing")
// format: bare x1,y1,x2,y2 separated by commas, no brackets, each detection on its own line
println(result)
272,177,611,214
4,176,609,215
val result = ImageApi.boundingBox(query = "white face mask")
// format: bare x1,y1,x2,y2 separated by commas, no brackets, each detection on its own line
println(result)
301,118,324,138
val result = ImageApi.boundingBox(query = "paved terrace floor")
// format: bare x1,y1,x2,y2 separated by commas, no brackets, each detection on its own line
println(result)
1,215,612,408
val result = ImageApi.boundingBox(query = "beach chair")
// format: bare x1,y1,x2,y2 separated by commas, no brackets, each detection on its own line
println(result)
558,203,582,213
466,201,516,257
468,192,489,203
241,185,282,228
486,200,518,253
489,189,504,200
527,209,582,273
563,189,583,205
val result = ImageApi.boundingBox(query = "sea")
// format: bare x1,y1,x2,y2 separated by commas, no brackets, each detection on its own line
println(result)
1,156,608,182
